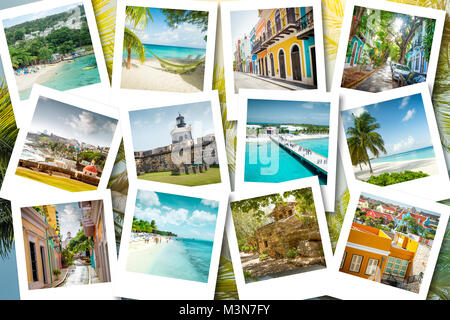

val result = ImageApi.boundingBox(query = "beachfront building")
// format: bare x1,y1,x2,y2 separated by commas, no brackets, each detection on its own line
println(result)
259,127,279,135
340,223,418,284
21,207,62,289
79,200,111,283
406,21,428,74
251,7,317,86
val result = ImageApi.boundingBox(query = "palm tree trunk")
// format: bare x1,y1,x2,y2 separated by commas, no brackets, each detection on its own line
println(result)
368,159,373,174
127,47,131,70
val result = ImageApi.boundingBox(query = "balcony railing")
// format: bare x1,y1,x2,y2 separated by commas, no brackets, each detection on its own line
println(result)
296,10,314,39
251,39,262,54
259,9,298,50
80,203,95,237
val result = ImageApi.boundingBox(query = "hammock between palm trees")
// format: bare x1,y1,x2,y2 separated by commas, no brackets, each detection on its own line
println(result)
144,47,205,74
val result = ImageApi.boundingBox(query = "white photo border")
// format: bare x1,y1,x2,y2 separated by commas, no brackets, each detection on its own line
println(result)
114,179,228,300
111,0,217,96
0,85,121,201
119,90,231,192
221,0,327,120
0,0,111,127
329,183,449,300
234,89,339,211
226,176,334,300
338,82,450,201
331,0,445,96
12,189,118,300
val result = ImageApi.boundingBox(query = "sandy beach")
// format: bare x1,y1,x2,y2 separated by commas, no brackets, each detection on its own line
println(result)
15,62,68,92
126,236,174,274
121,57,205,92
354,158,438,180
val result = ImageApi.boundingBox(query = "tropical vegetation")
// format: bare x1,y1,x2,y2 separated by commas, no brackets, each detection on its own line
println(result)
132,217,176,237
366,170,429,186
346,111,386,173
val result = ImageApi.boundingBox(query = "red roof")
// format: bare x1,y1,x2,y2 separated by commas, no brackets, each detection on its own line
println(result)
84,165,97,173
381,206,396,211
365,210,394,221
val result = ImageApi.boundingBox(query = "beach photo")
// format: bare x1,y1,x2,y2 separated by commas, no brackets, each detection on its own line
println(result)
125,94,228,188
114,0,217,93
341,92,439,186
244,99,330,185
332,0,444,95
0,1,102,101
126,189,219,283
0,86,120,196
339,192,442,294
20,199,111,290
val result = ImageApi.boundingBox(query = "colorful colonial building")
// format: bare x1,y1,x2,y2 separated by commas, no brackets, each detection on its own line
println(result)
340,223,418,283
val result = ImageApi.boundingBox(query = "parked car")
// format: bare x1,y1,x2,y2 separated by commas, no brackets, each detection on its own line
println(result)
392,64,410,82
405,72,426,85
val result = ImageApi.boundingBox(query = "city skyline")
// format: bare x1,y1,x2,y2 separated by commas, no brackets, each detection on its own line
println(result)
28,97,117,147
360,192,440,217
3,3,82,28
130,101,215,151
247,99,330,126
342,94,433,157
134,190,218,241
126,7,207,49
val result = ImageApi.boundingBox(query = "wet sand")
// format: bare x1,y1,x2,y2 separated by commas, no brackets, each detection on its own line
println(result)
15,62,68,92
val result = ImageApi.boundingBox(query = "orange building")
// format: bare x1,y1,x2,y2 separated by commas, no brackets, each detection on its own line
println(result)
340,223,418,282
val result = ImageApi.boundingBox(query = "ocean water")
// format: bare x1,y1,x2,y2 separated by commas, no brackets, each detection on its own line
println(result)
294,138,329,158
124,43,206,60
127,238,213,283
244,141,327,185
19,55,101,100
370,146,435,163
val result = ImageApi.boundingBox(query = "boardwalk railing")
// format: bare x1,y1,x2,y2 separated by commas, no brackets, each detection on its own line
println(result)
270,135,328,175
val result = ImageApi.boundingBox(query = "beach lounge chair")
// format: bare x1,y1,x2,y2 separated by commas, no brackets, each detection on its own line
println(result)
145,47,205,74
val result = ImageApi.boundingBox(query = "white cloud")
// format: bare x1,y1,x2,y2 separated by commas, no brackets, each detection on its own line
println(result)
137,190,160,207
351,107,366,117
392,136,415,153
399,96,410,109
187,210,217,226
165,208,189,225
402,109,416,122
201,199,219,208
66,111,116,136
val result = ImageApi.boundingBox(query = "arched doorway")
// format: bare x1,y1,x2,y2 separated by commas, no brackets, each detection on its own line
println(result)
275,10,281,32
291,45,302,81
270,53,275,77
278,50,286,79
264,56,268,76
267,20,272,38
258,59,262,75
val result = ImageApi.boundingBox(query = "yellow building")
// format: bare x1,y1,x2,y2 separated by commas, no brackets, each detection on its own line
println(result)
21,207,60,289
340,223,418,282
252,7,317,87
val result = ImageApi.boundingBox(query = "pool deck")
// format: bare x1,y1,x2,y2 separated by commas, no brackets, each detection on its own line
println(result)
270,135,328,175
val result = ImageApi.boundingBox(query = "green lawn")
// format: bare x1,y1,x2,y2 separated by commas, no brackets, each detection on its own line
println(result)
138,167,221,186
16,169,98,192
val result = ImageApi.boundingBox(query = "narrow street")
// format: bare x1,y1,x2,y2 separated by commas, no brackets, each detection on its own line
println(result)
234,71,290,92
60,259,89,287
352,63,398,92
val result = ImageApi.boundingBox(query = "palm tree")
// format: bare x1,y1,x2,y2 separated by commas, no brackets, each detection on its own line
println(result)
124,6,152,70
346,111,386,174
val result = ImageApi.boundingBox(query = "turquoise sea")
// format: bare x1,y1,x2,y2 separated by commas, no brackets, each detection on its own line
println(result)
244,139,328,185
124,43,206,60
370,146,435,163
128,238,213,283
19,54,101,100
294,138,329,158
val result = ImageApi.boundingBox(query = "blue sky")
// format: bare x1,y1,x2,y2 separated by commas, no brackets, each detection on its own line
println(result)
134,190,219,241
341,94,432,156
130,101,214,151
0,246,20,299
230,10,259,45
126,7,207,49
29,97,117,147
55,202,83,241
3,3,81,28
361,192,440,217
247,99,330,126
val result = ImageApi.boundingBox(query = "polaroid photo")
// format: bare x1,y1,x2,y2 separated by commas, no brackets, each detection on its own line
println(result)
235,89,338,211
221,0,327,120
111,0,217,97
226,176,333,299
0,85,121,200
0,0,110,127
330,183,449,300
12,189,117,300
331,0,445,96
114,179,228,300
119,90,230,192
339,83,450,201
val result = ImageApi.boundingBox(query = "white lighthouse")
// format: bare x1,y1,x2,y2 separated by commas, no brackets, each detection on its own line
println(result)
170,113,193,144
